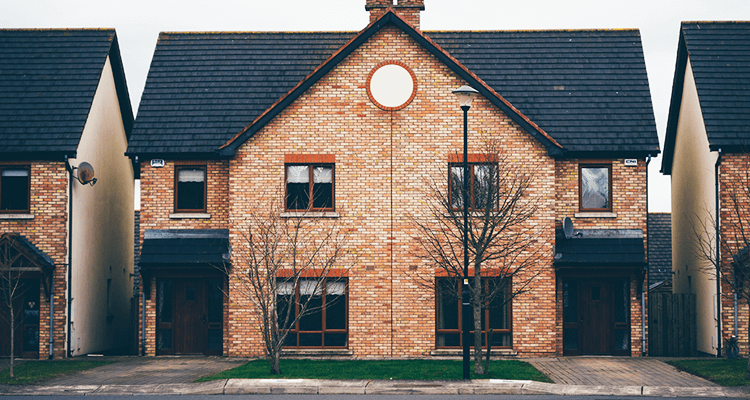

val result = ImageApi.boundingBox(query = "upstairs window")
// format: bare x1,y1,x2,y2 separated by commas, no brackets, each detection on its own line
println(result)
286,164,334,211
579,164,611,211
449,163,497,211
1,166,30,213
175,166,206,212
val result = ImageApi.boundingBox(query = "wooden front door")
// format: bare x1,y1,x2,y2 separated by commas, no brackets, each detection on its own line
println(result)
174,280,207,354
0,279,40,359
579,280,613,355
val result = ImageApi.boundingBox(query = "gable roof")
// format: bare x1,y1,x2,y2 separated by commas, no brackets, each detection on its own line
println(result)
0,29,133,160
127,11,658,159
661,21,750,174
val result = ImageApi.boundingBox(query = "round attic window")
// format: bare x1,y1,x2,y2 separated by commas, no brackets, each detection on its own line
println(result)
367,61,417,111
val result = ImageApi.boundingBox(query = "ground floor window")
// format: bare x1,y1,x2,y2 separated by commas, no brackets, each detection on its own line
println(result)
278,278,347,348
435,277,511,348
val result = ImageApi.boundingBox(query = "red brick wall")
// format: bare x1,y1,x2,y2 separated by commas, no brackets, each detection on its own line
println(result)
226,25,556,358
0,161,68,359
719,153,750,357
554,159,649,356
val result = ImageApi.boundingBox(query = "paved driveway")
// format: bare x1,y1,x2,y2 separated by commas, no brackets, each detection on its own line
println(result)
526,357,717,387
41,356,247,386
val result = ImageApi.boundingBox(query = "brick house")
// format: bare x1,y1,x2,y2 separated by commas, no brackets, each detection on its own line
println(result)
661,21,750,357
0,29,135,358
128,1,659,357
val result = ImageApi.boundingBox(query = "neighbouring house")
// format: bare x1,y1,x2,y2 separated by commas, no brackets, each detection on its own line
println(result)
0,29,135,358
648,213,672,292
128,0,659,357
661,21,750,357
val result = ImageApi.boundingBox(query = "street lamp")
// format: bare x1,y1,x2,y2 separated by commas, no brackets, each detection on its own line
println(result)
452,85,478,380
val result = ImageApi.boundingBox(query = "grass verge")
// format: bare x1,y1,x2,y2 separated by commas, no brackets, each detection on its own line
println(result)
0,360,112,385
197,359,552,382
668,359,750,387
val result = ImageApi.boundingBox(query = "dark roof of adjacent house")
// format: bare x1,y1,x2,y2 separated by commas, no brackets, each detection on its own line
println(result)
648,213,672,286
662,21,750,174
0,29,133,160
140,229,230,266
554,229,646,267
127,11,658,159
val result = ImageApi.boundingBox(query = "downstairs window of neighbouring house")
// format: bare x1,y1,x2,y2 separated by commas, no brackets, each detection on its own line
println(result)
0,166,30,213
436,277,511,348
277,278,347,348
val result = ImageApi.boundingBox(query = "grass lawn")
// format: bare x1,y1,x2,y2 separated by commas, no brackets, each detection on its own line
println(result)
668,359,750,387
197,359,552,382
0,360,112,385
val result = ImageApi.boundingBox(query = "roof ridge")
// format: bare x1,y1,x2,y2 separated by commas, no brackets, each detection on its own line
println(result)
425,28,640,33
682,20,750,24
0,28,115,32
159,30,359,35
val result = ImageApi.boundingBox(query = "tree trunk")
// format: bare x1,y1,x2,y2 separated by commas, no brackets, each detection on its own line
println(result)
472,275,483,375
269,349,281,375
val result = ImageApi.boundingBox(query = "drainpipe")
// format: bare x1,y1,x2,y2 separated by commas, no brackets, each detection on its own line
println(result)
643,155,651,356
135,156,146,357
49,273,54,359
715,148,723,357
64,156,73,358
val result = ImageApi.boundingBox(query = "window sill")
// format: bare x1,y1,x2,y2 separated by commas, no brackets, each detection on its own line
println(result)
430,348,517,357
574,212,617,218
0,213,34,220
169,213,211,219
281,348,353,357
280,212,340,218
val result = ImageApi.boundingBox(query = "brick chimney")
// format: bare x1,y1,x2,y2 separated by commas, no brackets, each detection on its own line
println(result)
366,0,425,30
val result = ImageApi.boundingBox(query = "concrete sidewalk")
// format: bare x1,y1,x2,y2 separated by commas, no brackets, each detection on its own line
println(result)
0,356,748,397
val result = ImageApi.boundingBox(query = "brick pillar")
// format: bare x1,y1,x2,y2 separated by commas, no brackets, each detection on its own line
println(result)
366,0,393,24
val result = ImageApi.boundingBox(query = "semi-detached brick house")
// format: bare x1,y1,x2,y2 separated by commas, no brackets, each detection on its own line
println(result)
661,21,750,358
0,29,135,358
128,0,659,358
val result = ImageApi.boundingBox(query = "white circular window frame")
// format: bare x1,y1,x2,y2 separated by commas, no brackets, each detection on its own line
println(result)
366,61,417,111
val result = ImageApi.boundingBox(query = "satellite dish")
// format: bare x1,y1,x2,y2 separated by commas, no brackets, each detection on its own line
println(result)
76,162,97,186
563,216,574,239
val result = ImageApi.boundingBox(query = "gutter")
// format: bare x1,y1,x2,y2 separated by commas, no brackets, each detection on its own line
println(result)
64,156,74,358
714,148,723,358
644,155,652,356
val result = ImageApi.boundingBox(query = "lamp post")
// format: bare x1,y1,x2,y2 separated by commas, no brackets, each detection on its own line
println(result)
452,85,478,380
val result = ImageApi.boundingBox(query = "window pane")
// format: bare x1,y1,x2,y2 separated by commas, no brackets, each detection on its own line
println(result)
473,165,495,210
299,295,323,331
450,166,464,208
1,168,29,211
312,182,333,209
615,329,629,351
286,182,309,210
489,282,510,330
581,167,609,209
177,168,205,182
324,333,347,347
158,329,172,350
277,294,295,330
287,165,309,183
299,333,322,347
437,279,459,330
564,328,578,350
207,329,222,350
325,294,346,330
437,333,461,347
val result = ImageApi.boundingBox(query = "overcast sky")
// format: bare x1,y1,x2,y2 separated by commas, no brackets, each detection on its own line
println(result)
3,0,750,212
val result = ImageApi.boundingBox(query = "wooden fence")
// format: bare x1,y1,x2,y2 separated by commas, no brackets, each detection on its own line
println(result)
648,293,697,357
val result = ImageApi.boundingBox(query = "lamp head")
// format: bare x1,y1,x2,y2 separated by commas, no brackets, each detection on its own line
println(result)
452,85,479,108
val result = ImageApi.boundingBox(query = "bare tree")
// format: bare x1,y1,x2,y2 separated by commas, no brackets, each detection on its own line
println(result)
0,236,29,379
692,155,750,378
228,188,352,375
411,141,544,375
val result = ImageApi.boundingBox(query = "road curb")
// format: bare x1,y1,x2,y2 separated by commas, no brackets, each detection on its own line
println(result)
3,379,749,397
